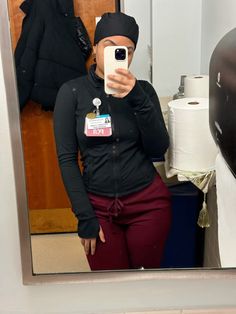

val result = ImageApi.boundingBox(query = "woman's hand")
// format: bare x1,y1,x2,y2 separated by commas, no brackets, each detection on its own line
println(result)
107,68,136,98
80,226,105,255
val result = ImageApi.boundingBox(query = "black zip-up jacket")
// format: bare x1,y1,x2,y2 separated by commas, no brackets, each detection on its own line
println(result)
15,0,88,111
53,65,169,238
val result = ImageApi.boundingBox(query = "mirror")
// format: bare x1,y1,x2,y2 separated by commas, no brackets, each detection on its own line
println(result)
2,0,235,283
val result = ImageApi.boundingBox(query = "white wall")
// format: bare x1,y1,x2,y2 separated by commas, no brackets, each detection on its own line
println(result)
123,0,151,81
125,0,236,97
152,0,236,97
152,0,202,97
201,0,236,73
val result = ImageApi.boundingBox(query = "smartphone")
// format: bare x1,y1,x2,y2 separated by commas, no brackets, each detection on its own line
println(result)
104,46,128,94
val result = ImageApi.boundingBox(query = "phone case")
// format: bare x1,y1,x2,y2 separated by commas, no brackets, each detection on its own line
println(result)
104,46,128,94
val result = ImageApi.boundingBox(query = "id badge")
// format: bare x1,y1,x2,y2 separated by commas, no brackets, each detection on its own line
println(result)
84,114,112,137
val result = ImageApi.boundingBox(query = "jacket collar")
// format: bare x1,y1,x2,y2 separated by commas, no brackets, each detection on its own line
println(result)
88,64,104,88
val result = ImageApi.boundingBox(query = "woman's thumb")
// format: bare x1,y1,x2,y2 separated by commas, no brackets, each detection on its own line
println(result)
99,226,106,243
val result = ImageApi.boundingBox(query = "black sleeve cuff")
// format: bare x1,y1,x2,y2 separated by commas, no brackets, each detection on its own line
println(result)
77,217,100,238
124,80,148,108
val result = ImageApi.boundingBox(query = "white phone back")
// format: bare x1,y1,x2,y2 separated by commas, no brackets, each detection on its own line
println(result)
104,46,128,95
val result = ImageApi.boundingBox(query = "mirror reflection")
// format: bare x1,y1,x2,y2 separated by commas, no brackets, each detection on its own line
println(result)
8,0,224,274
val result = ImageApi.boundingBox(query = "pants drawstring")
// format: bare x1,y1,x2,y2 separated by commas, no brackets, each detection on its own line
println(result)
107,198,124,222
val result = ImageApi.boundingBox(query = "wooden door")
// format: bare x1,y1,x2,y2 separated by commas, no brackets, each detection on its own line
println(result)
8,0,118,233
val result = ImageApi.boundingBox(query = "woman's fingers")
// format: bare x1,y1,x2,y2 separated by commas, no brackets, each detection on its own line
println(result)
108,70,134,86
108,74,127,85
80,226,105,255
80,238,85,246
80,238,96,255
115,68,133,78
90,239,97,255
107,81,128,93
107,77,135,97
84,239,91,255
107,68,136,97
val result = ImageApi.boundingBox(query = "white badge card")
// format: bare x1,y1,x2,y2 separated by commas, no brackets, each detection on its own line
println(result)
84,114,112,137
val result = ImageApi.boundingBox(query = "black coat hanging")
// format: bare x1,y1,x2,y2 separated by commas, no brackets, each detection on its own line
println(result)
15,0,91,111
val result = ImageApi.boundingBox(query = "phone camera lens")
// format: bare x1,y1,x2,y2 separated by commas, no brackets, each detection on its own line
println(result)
115,48,126,60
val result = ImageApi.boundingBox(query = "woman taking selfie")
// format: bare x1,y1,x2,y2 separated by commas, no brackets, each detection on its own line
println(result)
54,12,171,270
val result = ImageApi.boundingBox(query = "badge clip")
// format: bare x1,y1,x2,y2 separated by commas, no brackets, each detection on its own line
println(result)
92,98,102,116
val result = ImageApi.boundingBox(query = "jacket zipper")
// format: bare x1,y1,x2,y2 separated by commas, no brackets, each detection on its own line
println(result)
107,95,119,198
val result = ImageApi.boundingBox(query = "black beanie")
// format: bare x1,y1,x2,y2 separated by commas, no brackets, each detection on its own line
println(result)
94,12,139,48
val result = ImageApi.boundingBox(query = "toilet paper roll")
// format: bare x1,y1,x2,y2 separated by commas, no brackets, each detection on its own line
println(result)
168,97,218,172
184,75,209,98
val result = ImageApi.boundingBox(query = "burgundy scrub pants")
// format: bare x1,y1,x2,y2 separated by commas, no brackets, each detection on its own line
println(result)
86,174,172,271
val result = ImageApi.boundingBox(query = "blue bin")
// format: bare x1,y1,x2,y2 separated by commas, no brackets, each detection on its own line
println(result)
161,182,204,268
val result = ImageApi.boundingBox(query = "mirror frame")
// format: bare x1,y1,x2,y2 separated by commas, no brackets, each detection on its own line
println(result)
1,0,236,285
